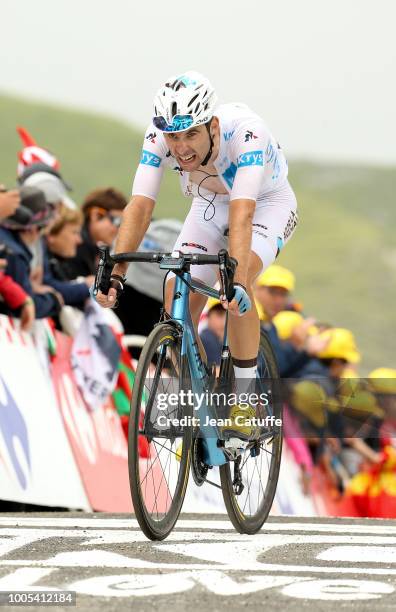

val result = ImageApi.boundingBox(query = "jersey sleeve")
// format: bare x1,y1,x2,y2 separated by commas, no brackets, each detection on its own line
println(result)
131,125,167,201
228,121,270,202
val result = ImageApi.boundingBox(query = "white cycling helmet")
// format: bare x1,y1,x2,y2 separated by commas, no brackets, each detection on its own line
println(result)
153,71,217,133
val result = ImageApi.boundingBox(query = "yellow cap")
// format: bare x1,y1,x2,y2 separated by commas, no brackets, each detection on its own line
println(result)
338,369,362,399
341,390,384,419
256,265,295,292
318,328,361,364
273,311,304,339
206,297,221,311
291,380,328,428
368,368,396,394
272,310,318,340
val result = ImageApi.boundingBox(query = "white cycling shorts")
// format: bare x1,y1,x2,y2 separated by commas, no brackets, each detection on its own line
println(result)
170,180,298,287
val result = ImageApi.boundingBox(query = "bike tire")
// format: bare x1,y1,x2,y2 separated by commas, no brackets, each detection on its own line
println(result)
128,322,192,540
220,328,283,534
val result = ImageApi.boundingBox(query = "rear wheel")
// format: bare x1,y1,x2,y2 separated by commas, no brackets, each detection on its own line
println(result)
128,323,192,540
220,329,283,533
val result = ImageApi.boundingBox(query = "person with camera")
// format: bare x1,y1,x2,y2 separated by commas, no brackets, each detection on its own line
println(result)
0,187,21,220
0,246,35,331
0,185,62,319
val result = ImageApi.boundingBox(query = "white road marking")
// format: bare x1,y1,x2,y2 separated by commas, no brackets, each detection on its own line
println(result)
281,579,394,601
68,572,309,598
2,517,396,536
2,555,396,576
318,546,396,564
1,519,396,602
0,568,57,590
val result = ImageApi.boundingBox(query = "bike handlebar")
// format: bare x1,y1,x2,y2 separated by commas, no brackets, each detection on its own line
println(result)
93,246,237,302
111,251,221,265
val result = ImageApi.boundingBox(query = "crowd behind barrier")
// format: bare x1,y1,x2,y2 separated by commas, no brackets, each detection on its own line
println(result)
1,126,396,517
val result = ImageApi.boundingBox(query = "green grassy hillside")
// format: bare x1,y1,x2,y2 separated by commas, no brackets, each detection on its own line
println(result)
1,93,394,371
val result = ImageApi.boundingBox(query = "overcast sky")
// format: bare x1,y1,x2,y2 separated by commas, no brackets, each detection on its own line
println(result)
1,0,395,164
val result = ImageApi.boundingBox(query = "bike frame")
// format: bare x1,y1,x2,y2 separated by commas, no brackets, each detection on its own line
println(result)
170,270,229,466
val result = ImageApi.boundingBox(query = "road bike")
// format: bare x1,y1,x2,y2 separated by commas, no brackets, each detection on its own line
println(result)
94,247,283,540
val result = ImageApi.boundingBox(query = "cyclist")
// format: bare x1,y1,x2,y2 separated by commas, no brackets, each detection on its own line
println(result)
96,71,298,437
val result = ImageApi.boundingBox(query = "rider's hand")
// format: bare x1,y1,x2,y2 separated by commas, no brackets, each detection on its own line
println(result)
221,284,251,317
95,287,118,308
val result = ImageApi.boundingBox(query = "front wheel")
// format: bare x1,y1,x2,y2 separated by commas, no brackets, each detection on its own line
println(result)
220,328,283,533
128,323,192,540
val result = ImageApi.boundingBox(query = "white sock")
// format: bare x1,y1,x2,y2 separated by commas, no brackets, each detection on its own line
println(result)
233,364,257,399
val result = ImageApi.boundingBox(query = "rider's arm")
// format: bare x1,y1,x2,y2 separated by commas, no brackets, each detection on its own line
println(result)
228,198,255,286
227,121,270,286
111,196,155,278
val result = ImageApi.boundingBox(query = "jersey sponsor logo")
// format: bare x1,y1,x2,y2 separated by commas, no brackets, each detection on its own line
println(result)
283,211,298,241
140,149,161,168
223,129,235,142
145,132,157,144
222,162,237,188
237,150,264,168
181,242,208,252
244,130,258,142
253,229,268,239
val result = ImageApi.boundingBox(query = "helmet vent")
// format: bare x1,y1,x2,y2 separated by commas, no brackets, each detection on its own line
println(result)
195,103,201,114
171,101,177,118
188,94,199,108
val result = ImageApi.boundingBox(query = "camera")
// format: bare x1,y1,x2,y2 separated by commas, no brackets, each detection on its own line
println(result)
0,243,13,259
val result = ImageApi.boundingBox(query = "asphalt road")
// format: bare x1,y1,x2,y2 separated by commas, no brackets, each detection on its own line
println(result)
1,513,396,611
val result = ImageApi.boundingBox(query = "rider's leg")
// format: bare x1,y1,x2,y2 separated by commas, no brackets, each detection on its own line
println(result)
227,250,263,361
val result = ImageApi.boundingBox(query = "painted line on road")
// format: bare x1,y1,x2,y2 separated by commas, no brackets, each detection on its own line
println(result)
2,517,396,536
1,557,396,576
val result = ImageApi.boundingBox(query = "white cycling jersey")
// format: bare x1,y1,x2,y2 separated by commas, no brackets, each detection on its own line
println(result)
132,103,289,202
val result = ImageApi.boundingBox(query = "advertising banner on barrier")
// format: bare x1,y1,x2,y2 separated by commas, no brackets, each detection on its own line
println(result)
0,316,90,509
51,332,132,512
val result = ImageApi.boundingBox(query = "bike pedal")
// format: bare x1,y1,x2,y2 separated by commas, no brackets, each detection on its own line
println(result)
223,438,248,460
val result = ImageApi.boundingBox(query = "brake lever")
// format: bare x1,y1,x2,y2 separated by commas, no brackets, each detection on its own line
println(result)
93,246,113,296
218,249,238,302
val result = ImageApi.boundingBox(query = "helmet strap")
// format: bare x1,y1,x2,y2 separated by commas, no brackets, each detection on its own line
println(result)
201,120,214,166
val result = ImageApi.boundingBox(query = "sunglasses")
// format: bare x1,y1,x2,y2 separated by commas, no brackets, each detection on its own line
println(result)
153,114,194,133
90,207,121,226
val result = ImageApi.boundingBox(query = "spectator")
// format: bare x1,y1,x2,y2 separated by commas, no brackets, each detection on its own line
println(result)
254,265,298,321
254,267,327,377
0,186,61,318
19,163,76,212
0,187,21,220
65,188,126,279
0,253,35,330
42,206,92,308
18,162,77,290
45,207,85,279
